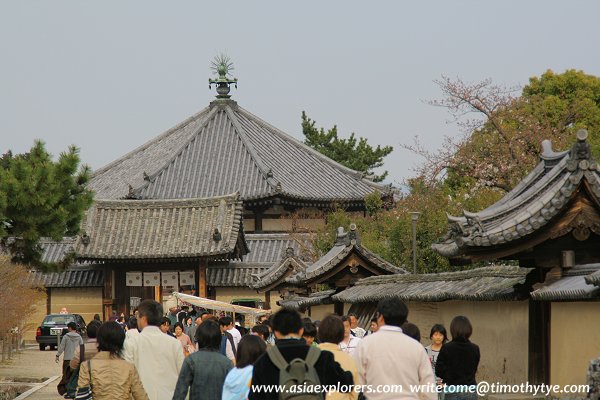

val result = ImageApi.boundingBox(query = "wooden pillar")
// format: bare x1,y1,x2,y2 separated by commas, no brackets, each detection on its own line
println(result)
255,208,264,233
198,259,208,298
265,291,271,310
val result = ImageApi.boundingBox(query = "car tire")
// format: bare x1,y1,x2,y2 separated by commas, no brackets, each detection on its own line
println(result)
50,345,56,351
39,344,45,351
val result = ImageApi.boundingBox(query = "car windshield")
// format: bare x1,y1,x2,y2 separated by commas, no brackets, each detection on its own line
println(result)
43,315,75,325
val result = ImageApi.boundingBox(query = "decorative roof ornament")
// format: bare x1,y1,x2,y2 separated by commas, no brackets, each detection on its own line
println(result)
209,54,238,99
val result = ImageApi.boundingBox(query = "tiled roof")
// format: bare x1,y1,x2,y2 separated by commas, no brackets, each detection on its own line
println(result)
251,227,406,291
531,265,600,300
38,238,76,264
433,130,600,259
243,233,312,264
585,269,600,286
75,194,248,261
89,100,383,202
250,256,308,291
278,290,337,311
207,263,271,287
332,266,532,303
207,233,312,287
28,268,104,288
89,108,212,199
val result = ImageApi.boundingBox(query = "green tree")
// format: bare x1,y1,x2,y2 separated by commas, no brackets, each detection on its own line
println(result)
0,141,94,268
301,111,393,182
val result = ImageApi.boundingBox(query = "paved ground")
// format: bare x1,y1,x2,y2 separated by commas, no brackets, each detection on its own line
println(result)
0,345,62,400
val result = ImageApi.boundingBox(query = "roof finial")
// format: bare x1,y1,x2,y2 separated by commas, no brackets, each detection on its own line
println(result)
209,54,238,99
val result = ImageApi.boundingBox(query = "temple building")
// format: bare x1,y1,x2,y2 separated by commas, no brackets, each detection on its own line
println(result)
30,59,391,327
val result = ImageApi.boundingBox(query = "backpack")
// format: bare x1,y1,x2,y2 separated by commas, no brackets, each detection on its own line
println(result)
267,345,321,400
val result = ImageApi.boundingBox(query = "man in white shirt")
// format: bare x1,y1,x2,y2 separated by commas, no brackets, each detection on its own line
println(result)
339,315,362,356
354,298,436,400
348,313,366,338
223,316,241,348
123,299,184,400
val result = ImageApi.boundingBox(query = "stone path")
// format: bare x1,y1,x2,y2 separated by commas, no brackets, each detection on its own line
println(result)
0,345,63,399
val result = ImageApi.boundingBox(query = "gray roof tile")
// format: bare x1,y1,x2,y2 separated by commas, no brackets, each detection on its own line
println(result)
433,131,600,259
28,268,104,288
333,266,532,303
75,194,247,261
531,264,600,300
90,100,383,202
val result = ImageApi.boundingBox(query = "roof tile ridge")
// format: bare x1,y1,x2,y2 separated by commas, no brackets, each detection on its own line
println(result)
236,106,385,190
353,244,407,273
460,155,570,224
93,192,240,209
92,106,212,178
131,106,222,196
223,106,279,191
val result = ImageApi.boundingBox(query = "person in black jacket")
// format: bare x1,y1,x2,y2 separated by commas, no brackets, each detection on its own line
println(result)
435,316,480,400
248,308,354,400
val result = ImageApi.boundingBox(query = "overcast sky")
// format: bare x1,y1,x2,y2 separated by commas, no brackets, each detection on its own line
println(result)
1,1,599,186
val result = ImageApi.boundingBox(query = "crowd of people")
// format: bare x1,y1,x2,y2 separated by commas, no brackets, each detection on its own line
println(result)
54,299,481,400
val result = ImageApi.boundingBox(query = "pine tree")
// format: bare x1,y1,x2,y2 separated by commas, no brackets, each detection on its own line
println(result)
0,141,94,268
301,112,393,182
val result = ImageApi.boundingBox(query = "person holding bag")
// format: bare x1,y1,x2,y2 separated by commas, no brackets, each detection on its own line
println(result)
78,322,148,400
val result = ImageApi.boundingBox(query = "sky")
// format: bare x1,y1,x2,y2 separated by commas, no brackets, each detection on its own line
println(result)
1,1,599,187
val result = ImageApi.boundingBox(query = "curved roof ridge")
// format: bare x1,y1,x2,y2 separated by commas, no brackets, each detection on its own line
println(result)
461,155,570,223
92,107,212,177
236,106,384,191
223,106,279,190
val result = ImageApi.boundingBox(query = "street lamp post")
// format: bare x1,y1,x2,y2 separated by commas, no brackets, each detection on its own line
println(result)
409,212,421,274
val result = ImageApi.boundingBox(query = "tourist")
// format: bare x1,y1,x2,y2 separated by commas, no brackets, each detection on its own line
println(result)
302,321,318,346
167,307,179,326
126,317,140,339
248,308,353,400
174,321,194,356
55,322,83,396
160,317,175,337
339,316,361,355
173,320,234,400
250,324,270,343
222,335,267,400
219,317,237,363
348,313,366,338
188,316,202,346
435,316,480,400
77,322,148,399
122,299,184,400
184,316,194,337
401,321,421,342
70,321,100,370
354,298,436,400
318,314,359,400
367,316,379,335
425,323,447,398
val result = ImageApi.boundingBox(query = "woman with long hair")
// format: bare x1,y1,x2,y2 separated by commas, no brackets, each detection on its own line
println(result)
222,335,267,400
77,321,148,399
173,320,233,400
